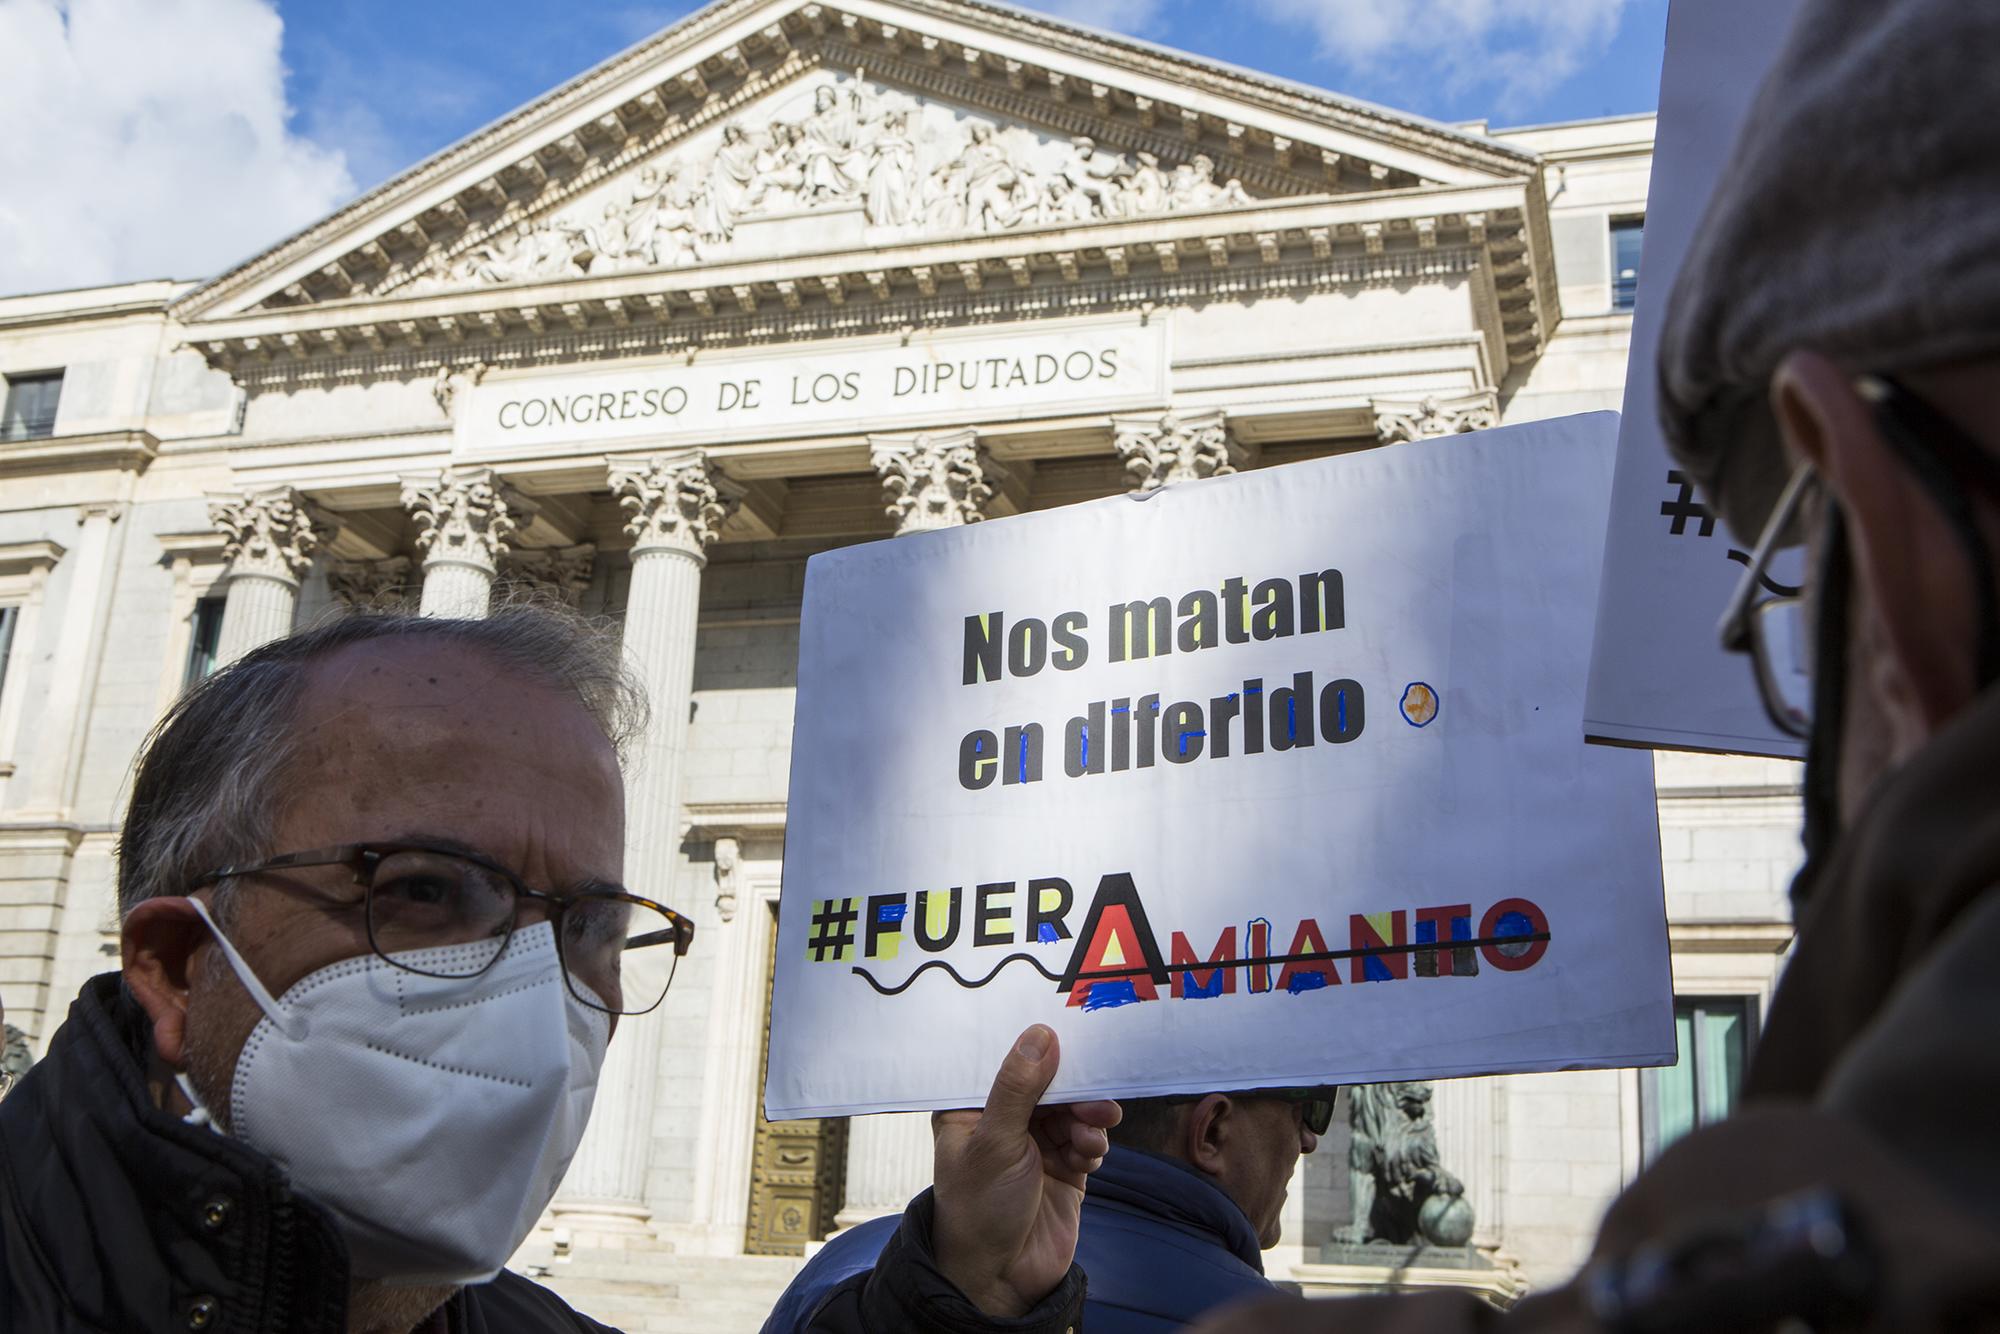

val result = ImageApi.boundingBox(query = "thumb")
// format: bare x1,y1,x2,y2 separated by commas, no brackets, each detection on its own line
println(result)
981,1025,1059,1132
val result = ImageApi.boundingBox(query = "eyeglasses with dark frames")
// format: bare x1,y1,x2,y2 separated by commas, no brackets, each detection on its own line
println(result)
189,842,695,1016
1719,372,2000,740
1717,463,1818,739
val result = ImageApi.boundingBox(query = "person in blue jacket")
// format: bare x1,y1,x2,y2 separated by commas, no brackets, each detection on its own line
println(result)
765,1086,1335,1334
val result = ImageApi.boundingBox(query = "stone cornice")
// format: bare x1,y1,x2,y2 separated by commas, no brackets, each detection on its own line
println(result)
183,180,1551,385
169,0,1538,325
881,0,1536,174
0,541,67,575
1667,921,1795,954
681,800,789,840
0,430,158,480
0,289,181,332
152,531,230,559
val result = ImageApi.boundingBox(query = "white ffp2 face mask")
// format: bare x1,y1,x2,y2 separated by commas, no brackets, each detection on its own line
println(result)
184,899,611,1286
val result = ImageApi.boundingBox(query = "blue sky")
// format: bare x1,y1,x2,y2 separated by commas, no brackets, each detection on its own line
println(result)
281,0,1669,193
0,0,1666,295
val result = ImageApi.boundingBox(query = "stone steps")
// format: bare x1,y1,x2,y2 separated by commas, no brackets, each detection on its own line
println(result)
513,1249,809,1333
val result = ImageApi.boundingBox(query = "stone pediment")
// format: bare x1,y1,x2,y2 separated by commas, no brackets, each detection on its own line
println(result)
173,0,1542,325
392,69,1266,301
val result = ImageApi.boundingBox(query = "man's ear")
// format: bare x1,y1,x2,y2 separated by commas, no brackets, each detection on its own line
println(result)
122,896,212,1069
1770,350,1980,747
1182,1093,1234,1177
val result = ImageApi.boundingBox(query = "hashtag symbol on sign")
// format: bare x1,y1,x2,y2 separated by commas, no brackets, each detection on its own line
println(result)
807,898,859,962
1660,469,1717,537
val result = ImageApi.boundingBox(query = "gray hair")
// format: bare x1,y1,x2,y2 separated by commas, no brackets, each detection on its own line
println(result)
1108,1096,1188,1154
115,602,648,916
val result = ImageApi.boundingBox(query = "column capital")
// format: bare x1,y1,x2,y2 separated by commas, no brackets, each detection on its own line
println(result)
400,467,536,575
869,429,1007,535
500,543,597,606
1371,390,1499,445
327,556,416,609
207,486,339,588
609,452,740,559
1112,410,1250,492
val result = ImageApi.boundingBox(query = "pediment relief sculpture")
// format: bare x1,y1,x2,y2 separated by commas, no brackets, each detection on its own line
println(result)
402,73,1259,297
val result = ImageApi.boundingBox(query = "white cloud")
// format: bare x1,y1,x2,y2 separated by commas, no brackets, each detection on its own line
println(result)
1247,0,1630,115
0,0,356,295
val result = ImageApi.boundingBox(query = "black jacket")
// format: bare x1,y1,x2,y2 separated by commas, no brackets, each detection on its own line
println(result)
0,974,1084,1333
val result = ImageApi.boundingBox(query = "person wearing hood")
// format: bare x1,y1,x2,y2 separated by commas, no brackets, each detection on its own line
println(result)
1192,3,2000,1331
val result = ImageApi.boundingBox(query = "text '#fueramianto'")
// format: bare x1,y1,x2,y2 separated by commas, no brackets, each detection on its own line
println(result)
956,567,1362,791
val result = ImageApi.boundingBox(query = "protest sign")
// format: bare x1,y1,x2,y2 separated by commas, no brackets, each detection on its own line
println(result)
1582,0,1808,757
768,412,1674,1119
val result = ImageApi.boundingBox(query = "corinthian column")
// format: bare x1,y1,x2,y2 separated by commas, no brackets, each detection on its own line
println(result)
869,429,1007,534
400,467,535,618
1371,390,1500,444
834,1111,935,1230
835,438,1013,1225
551,451,737,1236
327,557,416,609
1112,410,1250,492
208,487,338,664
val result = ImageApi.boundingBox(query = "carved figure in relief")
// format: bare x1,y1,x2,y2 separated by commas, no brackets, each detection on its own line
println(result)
865,110,919,227
1064,136,1133,218
701,123,761,243
751,123,809,212
1167,154,1252,210
1124,151,1169,216
947,123,1026,233
394,74,1273,294
1034,173,1094,225
586,203,637,274
645,169,704,267
426,218,590,290
591,167,665,271
801,84,869,203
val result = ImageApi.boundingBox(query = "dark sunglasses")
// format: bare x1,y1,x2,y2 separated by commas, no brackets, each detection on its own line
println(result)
1164,1085,1341,1135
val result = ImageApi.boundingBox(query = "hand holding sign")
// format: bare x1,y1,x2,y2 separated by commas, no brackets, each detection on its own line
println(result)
932,1025,1121,1316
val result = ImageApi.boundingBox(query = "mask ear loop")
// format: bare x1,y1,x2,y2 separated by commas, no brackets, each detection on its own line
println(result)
174,1070,221,1134
186,896,305,1041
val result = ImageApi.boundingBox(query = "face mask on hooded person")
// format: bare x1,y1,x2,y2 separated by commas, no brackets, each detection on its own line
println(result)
177,897,611,1287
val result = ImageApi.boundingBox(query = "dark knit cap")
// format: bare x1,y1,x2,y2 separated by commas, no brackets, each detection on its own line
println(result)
1657,1,2000,542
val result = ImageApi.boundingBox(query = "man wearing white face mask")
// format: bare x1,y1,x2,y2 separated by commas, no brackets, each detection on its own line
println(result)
0,607,1118,1334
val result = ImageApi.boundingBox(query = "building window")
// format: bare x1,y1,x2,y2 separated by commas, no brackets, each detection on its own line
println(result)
1,371,63,442
183,596,225,688
0,605,17,705
1611,217,1644,312
1643,995,1753,1161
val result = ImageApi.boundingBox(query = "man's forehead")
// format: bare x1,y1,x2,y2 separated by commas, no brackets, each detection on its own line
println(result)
309,637,524,699
293,638,596,744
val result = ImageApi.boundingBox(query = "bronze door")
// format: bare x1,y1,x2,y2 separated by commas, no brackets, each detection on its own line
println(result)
745,906,848,1255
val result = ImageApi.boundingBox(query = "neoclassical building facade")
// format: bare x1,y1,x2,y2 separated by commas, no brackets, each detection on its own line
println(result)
0,0,1801,1326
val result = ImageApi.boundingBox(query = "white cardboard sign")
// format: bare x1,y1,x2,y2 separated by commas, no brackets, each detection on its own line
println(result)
768,413,1674,1118
1582,0,1807,758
